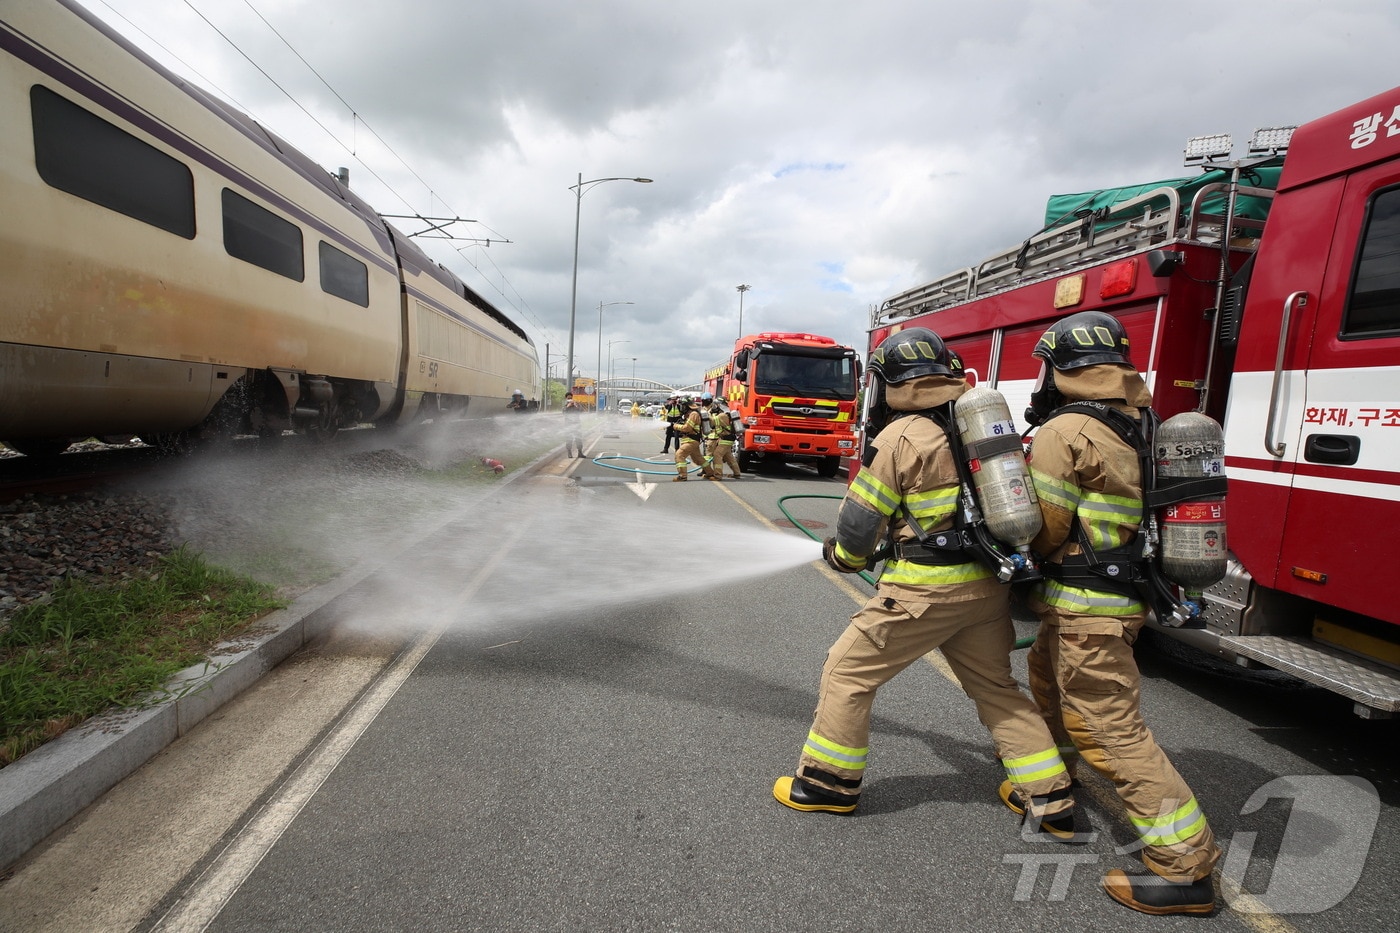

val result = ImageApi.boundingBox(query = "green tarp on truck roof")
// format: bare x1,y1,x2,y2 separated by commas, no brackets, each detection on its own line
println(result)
1044,162,1284,230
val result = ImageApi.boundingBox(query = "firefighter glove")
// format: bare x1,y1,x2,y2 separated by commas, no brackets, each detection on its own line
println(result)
823,537,864,574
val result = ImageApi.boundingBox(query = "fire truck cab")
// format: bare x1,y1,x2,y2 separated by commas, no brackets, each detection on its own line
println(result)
705,332,861,477
873,86,1400,717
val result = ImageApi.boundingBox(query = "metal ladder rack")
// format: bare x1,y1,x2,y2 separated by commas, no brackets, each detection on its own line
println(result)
875,182,1272,328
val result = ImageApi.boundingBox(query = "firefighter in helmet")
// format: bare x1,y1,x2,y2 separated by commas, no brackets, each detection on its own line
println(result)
706,398,742,479
672,397,716,481
774,327,1077,838
1021,310,1220,915
660,396,683,453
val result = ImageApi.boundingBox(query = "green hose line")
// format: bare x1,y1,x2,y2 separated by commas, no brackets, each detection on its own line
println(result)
589,454,706,476
775,493,1035,651
776,494,877,586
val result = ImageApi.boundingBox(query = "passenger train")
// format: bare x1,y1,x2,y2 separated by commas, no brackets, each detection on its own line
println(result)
0,1,539,456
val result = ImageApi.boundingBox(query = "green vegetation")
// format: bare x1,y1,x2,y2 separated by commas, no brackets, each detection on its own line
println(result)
0,437,564,767
0,547,284,766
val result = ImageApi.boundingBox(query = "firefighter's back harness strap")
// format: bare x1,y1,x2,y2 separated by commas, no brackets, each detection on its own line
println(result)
880,406,1033,580
892,528,974,565
1039,402,1155,601
964,433,1025,461
1037,402,1221,626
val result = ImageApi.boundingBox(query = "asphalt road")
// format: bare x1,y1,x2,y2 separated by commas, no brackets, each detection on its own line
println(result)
2,417,1397,932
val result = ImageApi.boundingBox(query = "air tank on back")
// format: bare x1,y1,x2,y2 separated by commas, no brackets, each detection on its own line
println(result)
1154,411,1228,592
954,386,1042,557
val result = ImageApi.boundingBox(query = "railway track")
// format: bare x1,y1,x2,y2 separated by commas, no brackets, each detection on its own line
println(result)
0,443,174,503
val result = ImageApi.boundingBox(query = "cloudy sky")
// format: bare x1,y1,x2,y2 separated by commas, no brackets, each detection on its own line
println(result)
77,0,1400,389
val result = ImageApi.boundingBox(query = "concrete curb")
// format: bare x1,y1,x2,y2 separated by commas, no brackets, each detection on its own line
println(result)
0,449,551,871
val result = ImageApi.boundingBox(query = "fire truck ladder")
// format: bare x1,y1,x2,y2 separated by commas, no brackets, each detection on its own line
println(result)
875,182,1274,328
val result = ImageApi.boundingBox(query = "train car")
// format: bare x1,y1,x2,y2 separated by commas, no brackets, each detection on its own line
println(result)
0,1,537,455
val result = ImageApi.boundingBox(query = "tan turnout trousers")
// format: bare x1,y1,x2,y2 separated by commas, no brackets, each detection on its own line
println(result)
1026,610,1220,881
1025,365,1220,882
798,381,1072,820
674,410,713,479
800,588,1073,820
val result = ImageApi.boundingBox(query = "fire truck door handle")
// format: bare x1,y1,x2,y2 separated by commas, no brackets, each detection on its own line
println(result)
1264,290,1308,457
1304,434,1361,466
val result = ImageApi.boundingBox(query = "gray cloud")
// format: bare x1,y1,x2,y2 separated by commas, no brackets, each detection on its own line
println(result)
89,0,1400,384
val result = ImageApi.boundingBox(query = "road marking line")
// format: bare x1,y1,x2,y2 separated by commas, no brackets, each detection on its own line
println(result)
151,523,530,933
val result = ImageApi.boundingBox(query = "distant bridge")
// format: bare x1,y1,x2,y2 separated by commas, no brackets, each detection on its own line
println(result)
596,377,704,397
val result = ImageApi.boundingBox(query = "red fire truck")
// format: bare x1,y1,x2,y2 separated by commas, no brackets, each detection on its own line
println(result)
704,332,861,476
872,86,1400,717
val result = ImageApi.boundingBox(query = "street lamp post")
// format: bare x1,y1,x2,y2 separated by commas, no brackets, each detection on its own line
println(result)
542,343,561,410
736,284,751,339
566,174,653,409
607,339,630,405
597,300,633,411
631,358,637,379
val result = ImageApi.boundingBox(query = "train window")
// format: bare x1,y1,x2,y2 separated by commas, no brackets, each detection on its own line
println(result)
1342,185,1400,339
318,241,369,306
222,188,304,281
30,86,195,238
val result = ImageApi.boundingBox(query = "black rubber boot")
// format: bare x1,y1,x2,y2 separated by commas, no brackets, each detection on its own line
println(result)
998,779,1084,844
1103,869,1216,915
772,776,858,814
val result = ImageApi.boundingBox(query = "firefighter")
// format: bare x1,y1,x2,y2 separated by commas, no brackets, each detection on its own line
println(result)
774,327,1077,839
707,399,741,479
661,396,683,453
507,389,529,413
561,392,585,458
1021,310,1220,915
672,397,715,481
698,391,715,439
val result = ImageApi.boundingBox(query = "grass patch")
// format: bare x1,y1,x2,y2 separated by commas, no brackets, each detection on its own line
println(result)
0,546,285,766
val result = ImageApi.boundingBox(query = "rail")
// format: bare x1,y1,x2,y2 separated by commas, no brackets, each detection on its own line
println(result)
1185,182,1275,242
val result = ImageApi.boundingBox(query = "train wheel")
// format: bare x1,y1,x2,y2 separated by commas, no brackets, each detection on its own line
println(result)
4,438,72,457
301,404,339,443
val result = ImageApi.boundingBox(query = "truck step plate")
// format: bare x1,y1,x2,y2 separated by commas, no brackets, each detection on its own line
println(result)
1219,635,1400,711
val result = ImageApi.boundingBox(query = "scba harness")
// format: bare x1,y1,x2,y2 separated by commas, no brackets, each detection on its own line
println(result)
877,406,1039,583
711,409,738,442
1037,402,1226,627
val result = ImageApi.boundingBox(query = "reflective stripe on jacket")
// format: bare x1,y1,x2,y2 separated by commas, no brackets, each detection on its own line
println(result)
1029,407,1147,617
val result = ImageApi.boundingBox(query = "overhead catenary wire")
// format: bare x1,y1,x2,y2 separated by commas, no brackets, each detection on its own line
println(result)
173,0,416,215
113,0,562,354
228,0,560,350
